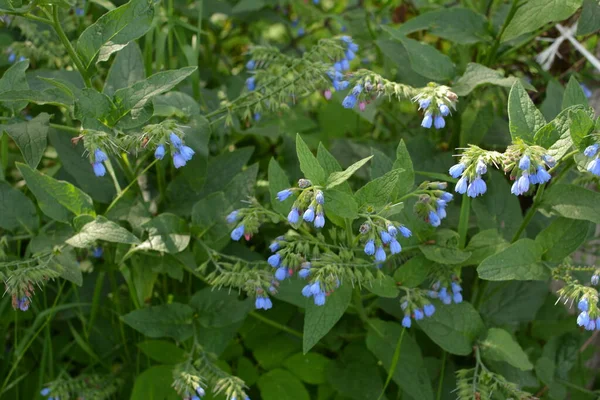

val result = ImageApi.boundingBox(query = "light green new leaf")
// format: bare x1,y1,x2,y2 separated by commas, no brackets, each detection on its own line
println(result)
417,301,485,356
577,0,600,35
303,284,351,353
323,189,358,219
501,0,582,43
258,369,309,400
508,81,546,143
536,217,593,262
0,182,38,232
76,0,155,68
481,328,534,371
283,353,331,385
452,63,533,96
17,162,95,223
135,213,190,254
562,76,588,109
2,113,49,168
366,320,434,400
113,66,196,119
541,184,600,224
354,168,403,208
296,134,326,185
0,59,29,113
66,216,140,247
317,143,351,193
103,41,145,96
268,158,293,216
326,155,372,189
477,239,548,281
121,303,194,341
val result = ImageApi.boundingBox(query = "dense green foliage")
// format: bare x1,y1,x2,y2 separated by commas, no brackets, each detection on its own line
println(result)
1,0,600,399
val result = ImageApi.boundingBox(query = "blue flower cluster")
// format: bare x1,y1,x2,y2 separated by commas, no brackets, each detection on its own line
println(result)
509,153,553,196
362,222,412,263
428,281,463,305
181,386,206,400
326,36,358,92
279,183,326,229
156,132,195,169
584,144,600,176
418,98,449,129
401,301,436,328
267,238,294,282
14,295,29,311
576,297,600,331
413,87,458,130
228,210,246,241
449,159,488,198
92,148,108,177
302,281,329,306
255,295,273,311
7,49,26,63
91,246,103,258
342,83,368,112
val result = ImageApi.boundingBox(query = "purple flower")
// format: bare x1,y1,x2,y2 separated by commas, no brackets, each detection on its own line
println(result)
179,146,195,162
288,208,299,224
246,77,256,91
169,132,182,148
418,98,431,109
277,189,293,202
275,267,287,281
298,268,310,279
428,210,441,227
453,292,463,303
92,162,106,177
389,239,401,254
402,315,411,328
310,282,322,295
588,158,600,176
173,152,187,168
92,246,103,258
268,254,281,267
414,309,424,320
475,160,487,175
342,94,357,109
535,166,551,184
314,214,325,228
399,226,412,238
577,311,589,326
578,298,589,312
584,144,599,157
315,190,324,204
231,225,244,241
466,176,486,198
364,240,375,255
455,176,468,194
226,210,239,223
375,246,386,262
433,115,445,129
314,292,326,306
448,163,465,179
302,285,312,297
439,104,450,116
154,144,166,160
303,207,315,222
421,112,433,128
519,155,530,170
94,148,108,162
424,304,435,317
380,231,392,244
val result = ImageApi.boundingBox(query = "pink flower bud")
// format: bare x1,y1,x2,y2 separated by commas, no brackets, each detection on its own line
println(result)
324,89,332,100
359,102,366,111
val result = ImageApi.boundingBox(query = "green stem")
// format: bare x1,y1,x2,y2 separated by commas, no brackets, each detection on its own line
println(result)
511,183,545,242
105,159,158,214
436,351,447,400
457,195,471,249
50,6,92,88
377,327,405,400
485,0,519,66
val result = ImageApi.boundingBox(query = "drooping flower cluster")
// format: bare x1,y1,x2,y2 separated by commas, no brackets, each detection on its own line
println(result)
583,143,600,176
301,277,340,307
359,218,412,263
576,296,600,331
412,181,454,227
502,143,554,196
158,132,195,169
449,145,503,198
91,148,109,177
413,83,458,129
267,236,302,283
278,179,326,229
226,200,278,242
428,280,464,305
399,291,437,329
327,36,358,93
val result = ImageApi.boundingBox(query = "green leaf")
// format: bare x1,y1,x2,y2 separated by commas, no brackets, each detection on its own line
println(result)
541,184,600,224
268,158,293,216
199,147,253,197
419,230,472,265
303,284,351,353
112,66,196,120
452,63,533,96
66,216,140,248
283,353,331,385
232,0,266,13
417,301,485,356
296,134,326,185
153,91,201,118
103,41,145,96
472,170,523,241
477,239,549,281
76,0,155,68
0,181,38,232
189,287,252,328
323,189,358,219
0,89,73,108
317,143,351,193
254,335,302,370
577,0,600,35
121,303,194,341
0,59,29,113
569,109,594,151
137,340,186,364
462,229,509,266
74,88,115,129
545,106,594,160
354,168,403,209
480,328,534,371
370,148,393,180
535,217,593,262
479,281,548,325
326,155,372,189
129,365,177,400
17,162,95,223
392,7,490,44
327,348,385,400
366,320,434,400
2,113,49,168
391,140,414,199
459,101,495,147
508,81,546,143
365,275,399,298
135,213,191,254
382,27,455,80
501,0,582,42
562,76,588,109
258,369,309,400
191,192,230,247
393,254,432,288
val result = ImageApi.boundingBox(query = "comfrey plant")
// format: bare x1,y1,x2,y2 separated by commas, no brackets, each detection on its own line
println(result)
2,0,600,399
